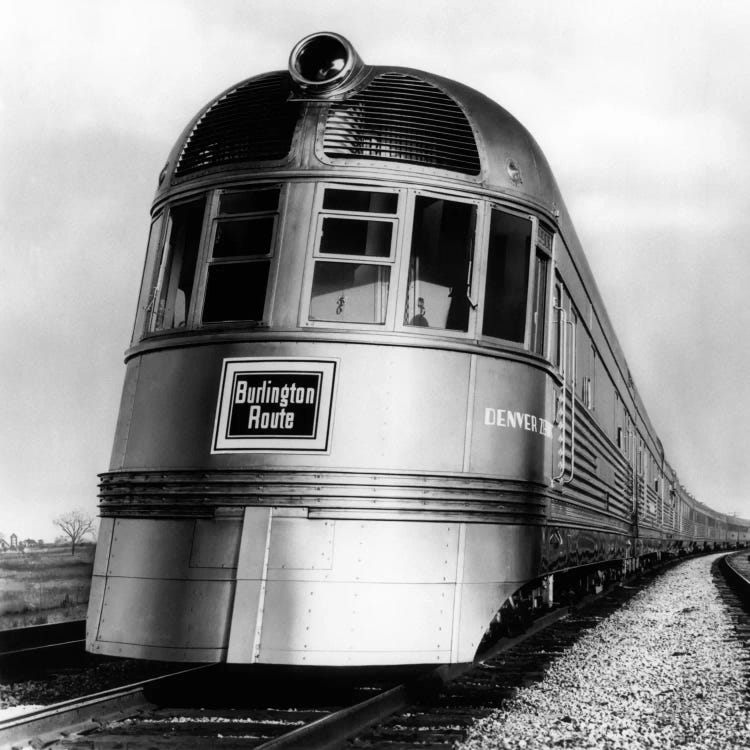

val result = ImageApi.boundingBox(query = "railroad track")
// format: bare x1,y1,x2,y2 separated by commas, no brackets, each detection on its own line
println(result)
0,665,215,749
342,579,659,748
719,549,750,599
0,620,86,672
0,576,650,749
3,551,746,750
716,551,750,640
1,662,399,749
347,551,750,748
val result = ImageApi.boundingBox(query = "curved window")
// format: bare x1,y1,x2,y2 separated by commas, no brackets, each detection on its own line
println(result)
147,198,206,333
132,213,164,342
482,210,531,343
309,187,398,325
404,196,476,332
201,187,279,324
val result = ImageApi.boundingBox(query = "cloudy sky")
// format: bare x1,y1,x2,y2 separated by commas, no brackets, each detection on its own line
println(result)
2,0,749,541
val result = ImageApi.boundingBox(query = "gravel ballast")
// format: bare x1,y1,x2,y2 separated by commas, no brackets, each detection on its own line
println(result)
458,553,750,750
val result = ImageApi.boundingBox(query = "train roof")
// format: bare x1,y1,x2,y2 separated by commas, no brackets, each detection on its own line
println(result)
157,65,563,212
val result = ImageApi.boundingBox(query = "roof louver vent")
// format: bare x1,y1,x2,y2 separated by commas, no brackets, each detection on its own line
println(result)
174,73,300,178
323,73,481,175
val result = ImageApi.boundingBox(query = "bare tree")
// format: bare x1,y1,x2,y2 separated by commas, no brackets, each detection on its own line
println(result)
53,510,95,555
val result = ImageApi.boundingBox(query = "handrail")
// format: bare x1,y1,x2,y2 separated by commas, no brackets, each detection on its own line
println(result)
552,305,567,483
552,305,576,486
562,315,576,485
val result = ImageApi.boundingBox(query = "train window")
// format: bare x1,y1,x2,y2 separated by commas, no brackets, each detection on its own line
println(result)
531,250,549,354
203,262,270,322
404,196,476,332
201,187,280,324
308,187,398,325
147,197,206,333
310,263,390,323
322,189,398,214
319,218,392,257
218,187,279,214
481,210,531,342
212,217,275,257
133,213,164,341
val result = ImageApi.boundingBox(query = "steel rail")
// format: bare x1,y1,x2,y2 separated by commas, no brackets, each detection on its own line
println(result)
720,551,750,603
0,639,83,659
0,664,215,750
0,619,85,657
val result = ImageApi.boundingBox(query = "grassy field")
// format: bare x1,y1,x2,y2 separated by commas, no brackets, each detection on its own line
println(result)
0,545,94,629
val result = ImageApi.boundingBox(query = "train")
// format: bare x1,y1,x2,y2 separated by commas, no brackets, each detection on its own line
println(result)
86,32,750,667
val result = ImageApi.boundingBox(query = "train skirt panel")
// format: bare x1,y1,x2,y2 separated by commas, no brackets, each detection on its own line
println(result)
87,512,540,665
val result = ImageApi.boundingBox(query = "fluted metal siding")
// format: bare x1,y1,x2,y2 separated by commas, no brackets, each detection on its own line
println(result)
323,73,481,175
174,73,300,177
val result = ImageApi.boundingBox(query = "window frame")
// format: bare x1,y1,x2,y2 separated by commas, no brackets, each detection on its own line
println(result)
531,222,554,357
132,211,166,343
193,184,284,329
393,189,483,340
301,182,405,330
474,204,538,349
142,196,209,337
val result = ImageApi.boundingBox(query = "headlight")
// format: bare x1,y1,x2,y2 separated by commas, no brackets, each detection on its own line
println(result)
289,32,364,95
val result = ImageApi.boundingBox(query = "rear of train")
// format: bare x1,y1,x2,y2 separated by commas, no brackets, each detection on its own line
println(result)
86,33,566,666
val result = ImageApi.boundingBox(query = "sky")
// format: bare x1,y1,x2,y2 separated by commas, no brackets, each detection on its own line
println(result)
1,0,749,541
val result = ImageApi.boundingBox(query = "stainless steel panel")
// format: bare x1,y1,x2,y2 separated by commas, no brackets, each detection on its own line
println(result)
455,581,519,661
268,517,334,571
88,640,225,662
257,580,454,665
259,646,447,667
261,518,460,584
190,518,242,569
108,359,140,471
85,575,106,650
468,356,552,482
120,342,470,473
227,507,272,662
86,519,114,653
91,517,114,576
301,519,459,584
324,345,470,472
461,523,540,583
235,506,272,580
95,576,233,650
227,580,263,663
107,518,195,579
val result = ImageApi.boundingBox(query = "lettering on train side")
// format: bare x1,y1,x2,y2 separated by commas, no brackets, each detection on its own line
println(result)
483,408,553,439
232,375,318,434
212,358,337,453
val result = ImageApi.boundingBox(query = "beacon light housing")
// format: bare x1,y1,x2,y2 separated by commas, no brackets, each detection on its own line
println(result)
288,32,365,95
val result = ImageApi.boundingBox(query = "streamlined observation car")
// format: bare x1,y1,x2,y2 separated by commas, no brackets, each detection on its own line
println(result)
87,33,747,666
